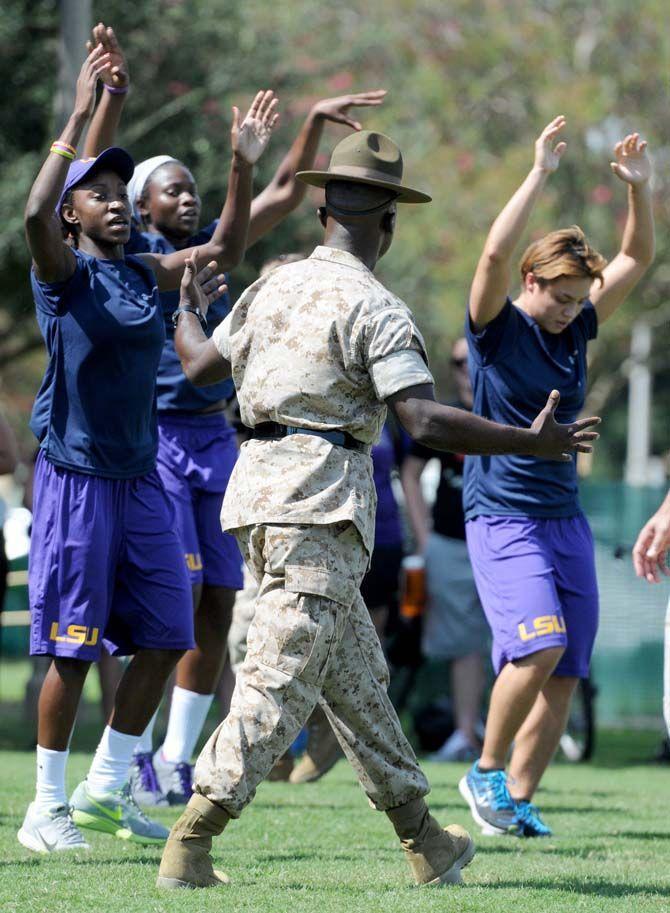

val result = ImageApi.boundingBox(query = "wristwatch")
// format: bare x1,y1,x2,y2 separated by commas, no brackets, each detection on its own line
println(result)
171,305,207,331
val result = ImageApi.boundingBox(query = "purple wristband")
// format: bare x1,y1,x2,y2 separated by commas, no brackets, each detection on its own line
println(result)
104,84,129,95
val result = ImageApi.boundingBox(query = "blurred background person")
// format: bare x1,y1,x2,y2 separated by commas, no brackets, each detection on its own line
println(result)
401,338,490,762
0,411,19,619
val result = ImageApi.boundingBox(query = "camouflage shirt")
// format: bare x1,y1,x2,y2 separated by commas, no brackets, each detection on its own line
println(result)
213,245,434,554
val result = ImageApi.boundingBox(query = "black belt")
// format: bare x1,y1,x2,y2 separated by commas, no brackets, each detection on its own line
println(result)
251,422,370,454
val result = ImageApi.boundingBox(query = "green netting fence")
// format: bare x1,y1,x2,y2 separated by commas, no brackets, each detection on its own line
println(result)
581,482,668,726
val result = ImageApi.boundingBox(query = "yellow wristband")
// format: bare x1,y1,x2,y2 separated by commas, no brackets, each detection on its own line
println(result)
54,140,77,155
50,144,75,162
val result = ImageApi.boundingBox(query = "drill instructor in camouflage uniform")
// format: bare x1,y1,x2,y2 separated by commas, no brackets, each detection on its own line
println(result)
156,131,600,890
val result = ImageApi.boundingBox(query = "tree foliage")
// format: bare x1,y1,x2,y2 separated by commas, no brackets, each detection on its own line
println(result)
1,0,669,474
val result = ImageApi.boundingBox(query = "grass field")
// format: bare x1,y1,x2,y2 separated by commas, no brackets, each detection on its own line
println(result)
1,724,669,913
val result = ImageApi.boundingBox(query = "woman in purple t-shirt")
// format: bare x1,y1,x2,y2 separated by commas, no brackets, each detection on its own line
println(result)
460,116,654,838
18,46,277,854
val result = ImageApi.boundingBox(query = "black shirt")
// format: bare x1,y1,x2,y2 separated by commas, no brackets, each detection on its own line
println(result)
409,400,467,541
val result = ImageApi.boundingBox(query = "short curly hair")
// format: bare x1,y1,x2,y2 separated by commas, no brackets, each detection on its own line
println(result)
520,226,607,287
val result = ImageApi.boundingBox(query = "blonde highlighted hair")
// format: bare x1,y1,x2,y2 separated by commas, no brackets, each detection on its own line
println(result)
520,226,607,287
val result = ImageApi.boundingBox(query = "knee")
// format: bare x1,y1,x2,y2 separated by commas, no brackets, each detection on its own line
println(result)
52,656,90,684
137,647,186,673
198,586,235,627
515,645,565,677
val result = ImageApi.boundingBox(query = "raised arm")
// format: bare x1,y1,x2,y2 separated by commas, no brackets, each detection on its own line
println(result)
138,91,279,291
469,116,567,331
25,45,111,282
590,134,654,324
173,254,232,386
400,455,431,553
387,384,599,462
246,90,386,246
83,23,130,158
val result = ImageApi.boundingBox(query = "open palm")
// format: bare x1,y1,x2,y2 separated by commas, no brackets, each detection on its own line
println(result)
312,90,387,131
232,90,279,165
533,116,567,173
611,133,651,185
86,23,129,89
180,255,227,319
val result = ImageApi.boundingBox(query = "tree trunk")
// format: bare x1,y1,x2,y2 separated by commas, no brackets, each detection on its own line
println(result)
55,0,92,133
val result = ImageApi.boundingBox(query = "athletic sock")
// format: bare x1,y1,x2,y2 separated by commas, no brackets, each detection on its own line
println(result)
34,745,69,812
86,726,140,796
477,763,505,774
160,686,214,763
135,710,158,755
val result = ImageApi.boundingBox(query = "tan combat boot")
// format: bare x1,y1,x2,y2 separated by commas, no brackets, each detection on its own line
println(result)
386,797,475,885
289,706,343,784
156,793,230,889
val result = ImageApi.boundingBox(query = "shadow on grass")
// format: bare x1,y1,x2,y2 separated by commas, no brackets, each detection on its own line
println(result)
252,847,398,864
477,842,620,860
530,805,626,814
617,830,670,840
0,852,162,868
254,800,360,812
492,877,670,897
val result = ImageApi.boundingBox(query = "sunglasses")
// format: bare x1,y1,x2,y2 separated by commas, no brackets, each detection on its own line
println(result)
451,357,468,368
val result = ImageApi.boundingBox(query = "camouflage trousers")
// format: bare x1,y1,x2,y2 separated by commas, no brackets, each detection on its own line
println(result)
194,521,429,815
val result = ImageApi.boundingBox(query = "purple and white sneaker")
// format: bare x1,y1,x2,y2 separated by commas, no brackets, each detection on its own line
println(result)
129,751,168,807
153,751,193,806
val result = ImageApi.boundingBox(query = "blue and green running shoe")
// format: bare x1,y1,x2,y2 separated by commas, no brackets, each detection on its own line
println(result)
515,800,552,837
70,780,169,844
458,761,520,836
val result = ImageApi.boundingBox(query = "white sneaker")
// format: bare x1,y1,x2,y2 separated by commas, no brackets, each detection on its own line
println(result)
18,802,90,853
429,729,480,762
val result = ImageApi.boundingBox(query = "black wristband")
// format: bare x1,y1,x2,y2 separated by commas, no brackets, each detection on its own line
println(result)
172,305,207,331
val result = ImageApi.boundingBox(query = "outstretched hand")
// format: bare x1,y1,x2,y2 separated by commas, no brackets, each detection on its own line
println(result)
232,90,280,165
530,390,600,461
632,504,670,583
610,133,651,186
179,253,227,320
86,22,129,90
533,116,567,174
74,44,112,119
311,90,387,131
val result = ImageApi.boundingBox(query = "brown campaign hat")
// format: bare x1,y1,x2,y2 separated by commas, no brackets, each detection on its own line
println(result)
297,131,431,204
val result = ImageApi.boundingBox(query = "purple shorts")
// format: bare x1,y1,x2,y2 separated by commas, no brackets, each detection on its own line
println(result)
465,514,599,678
157,413,243,589
29,451,194,662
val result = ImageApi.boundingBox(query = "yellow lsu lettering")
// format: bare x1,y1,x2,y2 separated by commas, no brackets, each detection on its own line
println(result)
49,623,99,646
517,614,566,642
185,552,203,572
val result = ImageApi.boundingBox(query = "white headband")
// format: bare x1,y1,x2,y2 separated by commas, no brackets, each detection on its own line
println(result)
126,155,179,221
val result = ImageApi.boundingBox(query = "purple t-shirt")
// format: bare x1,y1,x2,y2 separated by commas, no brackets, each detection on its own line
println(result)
372,423,407,548
125,220,235,412
463,297,598,520
30,249,164,478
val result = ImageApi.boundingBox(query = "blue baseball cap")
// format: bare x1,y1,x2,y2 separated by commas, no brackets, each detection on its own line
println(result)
56,146,135,214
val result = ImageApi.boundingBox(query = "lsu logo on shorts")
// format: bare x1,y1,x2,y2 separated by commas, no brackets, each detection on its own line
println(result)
185,552,203,572
49,623,99,646
517,614,566,642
